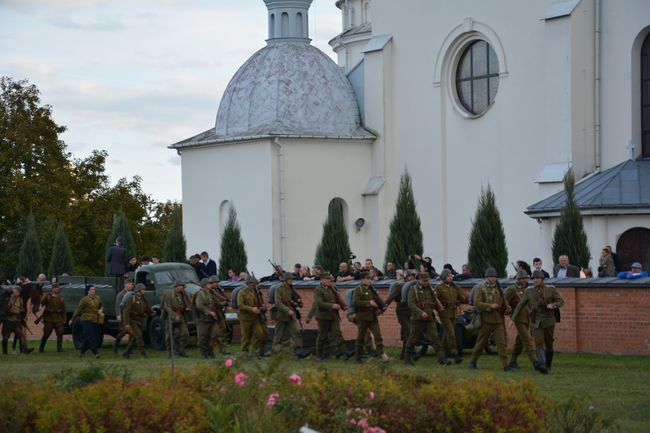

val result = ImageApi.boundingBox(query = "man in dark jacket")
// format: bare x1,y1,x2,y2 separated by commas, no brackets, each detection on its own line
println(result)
553,255,580,278
197,251,217,278
106,237,128,277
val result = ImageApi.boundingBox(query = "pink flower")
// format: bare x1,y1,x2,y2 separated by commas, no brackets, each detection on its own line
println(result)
358,418,369,429
369,391,375,400
225,358,233,368
349,419,357,425
266,392,280,409
288,373,302,386
234,372,247,387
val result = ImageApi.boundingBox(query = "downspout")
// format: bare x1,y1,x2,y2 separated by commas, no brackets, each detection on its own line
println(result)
594,0,602,171
273,137,286,267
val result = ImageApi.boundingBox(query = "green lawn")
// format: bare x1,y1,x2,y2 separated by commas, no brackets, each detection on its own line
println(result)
2,342,648,431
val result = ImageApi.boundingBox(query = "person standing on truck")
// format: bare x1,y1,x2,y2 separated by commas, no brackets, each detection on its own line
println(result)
113,278,134,353
70,284,104,359
121,283,154,359
160,280,191,357
106,237,128,283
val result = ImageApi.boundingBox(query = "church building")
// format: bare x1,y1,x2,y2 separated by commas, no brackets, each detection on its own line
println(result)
170,0,650,274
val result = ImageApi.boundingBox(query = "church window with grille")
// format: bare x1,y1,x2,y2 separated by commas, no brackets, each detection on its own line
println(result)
456,40,499,115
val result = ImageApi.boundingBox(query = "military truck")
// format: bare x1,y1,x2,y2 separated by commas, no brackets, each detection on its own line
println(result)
56,263,238,350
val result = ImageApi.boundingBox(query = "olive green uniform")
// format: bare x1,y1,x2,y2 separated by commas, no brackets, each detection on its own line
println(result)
434,281,467,356
39,292,66,352
195,288,226,356
352,283,384,360
2,296,28,354
470,282,509,368
237,286,267,355
404,283,445,362
113,289,130,350
504,282,537,366
384,282,411,355
123,293,151,356
313,284,347,358
160,290,191,355
271,283,302,353
71,295,104,355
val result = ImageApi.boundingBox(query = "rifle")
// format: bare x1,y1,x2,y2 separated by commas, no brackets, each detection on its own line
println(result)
34,312,44,325
268,259,285,278
368,284,386,314
331,283,348,311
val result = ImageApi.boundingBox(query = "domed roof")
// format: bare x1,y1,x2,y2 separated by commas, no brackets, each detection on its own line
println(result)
215,42,368,138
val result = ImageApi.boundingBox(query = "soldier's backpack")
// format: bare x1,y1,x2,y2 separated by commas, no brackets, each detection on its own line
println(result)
344,288,356,314
268,283,281,305
400,280,418,306
388,281,404,303
230,285,245,309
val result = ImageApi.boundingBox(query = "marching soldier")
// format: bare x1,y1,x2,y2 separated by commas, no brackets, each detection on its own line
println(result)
270,273,303,355
195,278,222,358
352,272,389,363
209,275,230,355
2,287,31,355
160,280,191,357
468,268,511,371
113,278,134,353
313,273,351,361
434,269,467,363
122,283,154,359
38,282,66,353
384,270,416,359
505,271,547,373
70,285,104,358
404,273,450,366
236,276,268,357
512,270,564,372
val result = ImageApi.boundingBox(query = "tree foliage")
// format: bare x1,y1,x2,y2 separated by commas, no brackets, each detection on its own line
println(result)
48,223,74,277
217,206,248,280
384,168,423,270
551,169,591,268
163,206,186,263
467,185,508,278
15,213,43,280
314,200,352,275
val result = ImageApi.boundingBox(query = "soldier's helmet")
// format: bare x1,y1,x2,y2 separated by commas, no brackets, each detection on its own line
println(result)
485,267,498,277
320,272,333,280
173,280,186,288
208,275,220,284
419,272,431,282
282,273,293,282
135,283,146,292
515,270,529,280
246,275,258,284
200,278,210,287
359,271,371,280
531,270,545,279
440,269,452,280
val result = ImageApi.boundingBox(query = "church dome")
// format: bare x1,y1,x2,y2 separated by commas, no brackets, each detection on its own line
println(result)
215,41,366,138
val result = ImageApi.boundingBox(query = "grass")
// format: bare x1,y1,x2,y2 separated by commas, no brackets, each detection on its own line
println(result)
2,341,648,431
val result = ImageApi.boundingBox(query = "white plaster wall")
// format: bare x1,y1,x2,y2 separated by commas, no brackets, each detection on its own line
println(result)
181,141,273,275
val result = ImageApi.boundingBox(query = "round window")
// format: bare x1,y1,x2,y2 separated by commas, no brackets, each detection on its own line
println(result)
455,40,499,115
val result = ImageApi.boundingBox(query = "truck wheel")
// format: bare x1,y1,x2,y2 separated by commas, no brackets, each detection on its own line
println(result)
72,318,83,350
148,315,165,351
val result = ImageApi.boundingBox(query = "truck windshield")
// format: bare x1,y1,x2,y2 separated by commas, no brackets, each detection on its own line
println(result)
154,269,199,285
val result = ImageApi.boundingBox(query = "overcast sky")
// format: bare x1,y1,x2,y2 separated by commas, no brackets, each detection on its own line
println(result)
0,0,341,202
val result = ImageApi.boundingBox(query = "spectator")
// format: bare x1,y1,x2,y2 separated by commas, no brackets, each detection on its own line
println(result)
422,257,438,279
553,255,580,278
516,260,532,277
364,259,384,279
395,269,404,281
300,266,312,280
292,263,302,279
197,251,217,278
454,263,475,281
606,245,623,273
126,256,139,273
582,268,593,278
532,258,550,279
227,269,239,282
151,256,161,265
106,237,128,278
385,261,397,279
352,261,363,279
616,263,649,280
238,272,249,281
312,265,323,281
336,262,355,282
443,263,459,276
598,247,615,277
188,254,201,276
140,256,152,266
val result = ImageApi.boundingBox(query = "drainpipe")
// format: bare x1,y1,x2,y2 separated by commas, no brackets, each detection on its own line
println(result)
594,0,602,171
273,137,286,267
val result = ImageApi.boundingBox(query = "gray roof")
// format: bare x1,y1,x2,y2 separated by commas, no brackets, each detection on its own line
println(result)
526,159,650,218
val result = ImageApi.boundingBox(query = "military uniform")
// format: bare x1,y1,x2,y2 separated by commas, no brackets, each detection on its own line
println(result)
352,281,385,362
505,278,539,369
512,274,563,371
403,278,448,364
2,294,29,354
122,290,152,358
237,281,267,356
434,276,467,360
384,280,411,359
160,286,191,356
39,291,66,352
71,293,104,356
112,286,132,352
313,278,348,359
270,280,302,354
195,286,224,357
469,276,509,370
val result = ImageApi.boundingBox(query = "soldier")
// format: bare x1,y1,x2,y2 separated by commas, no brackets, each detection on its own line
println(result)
195,278,222,359
160,280,191,357
2,287,31,354
504,271,547,373
512,270,564,372
122,283,154,359
403,273,450,366
313,273,350,361
38,283,66,353
384,270,416,359
209,275,230,355
70,285,104,359
352,272,389,363
434,269,468,364
270,273,303,355
236,276,268,357
113,278,134,353
468,268,512,371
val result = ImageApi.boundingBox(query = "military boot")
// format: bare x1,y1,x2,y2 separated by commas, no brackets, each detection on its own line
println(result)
2,340,7,355
56,336,63,352
39,338,47,353
535,348,548,374
546,351,554,372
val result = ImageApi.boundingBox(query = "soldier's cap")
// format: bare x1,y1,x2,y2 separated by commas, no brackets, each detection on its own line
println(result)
51,282,59,288
282,273,293,282
419,272,431,281
200,277,210,287
404,270,416,278
320,272,333,280
359,271,371,279
631,262,643,270
516,270,529,280
135,283,146,292
531,270,545,279
208,275,220,284
173,280,186,288
246,275,258,284
439,269,452,280
124,278,134,284
485,267,498,277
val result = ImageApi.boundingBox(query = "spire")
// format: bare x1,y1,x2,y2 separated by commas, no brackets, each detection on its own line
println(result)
264,0,313,42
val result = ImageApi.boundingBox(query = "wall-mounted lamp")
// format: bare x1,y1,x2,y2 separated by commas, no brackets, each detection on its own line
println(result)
355,218,365,232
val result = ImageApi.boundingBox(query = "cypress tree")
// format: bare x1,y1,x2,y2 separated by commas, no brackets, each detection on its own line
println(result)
47,223,74,277
314,200,352,275
384,168,423,270
163,207,186,263
104,211,136,275
551,169,591,268
467,184,508,277
16,213,43,280
217,206,248,280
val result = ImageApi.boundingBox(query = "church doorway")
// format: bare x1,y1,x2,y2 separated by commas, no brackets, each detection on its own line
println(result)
616,227,650,271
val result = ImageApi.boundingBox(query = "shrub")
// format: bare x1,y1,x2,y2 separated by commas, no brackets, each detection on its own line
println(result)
547,395,619,433
51,362,131,391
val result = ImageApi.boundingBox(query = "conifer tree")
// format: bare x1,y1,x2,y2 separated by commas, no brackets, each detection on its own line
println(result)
104,211,136,275
163,207,186,263
217,207,248,280
551,169,591,268
16,213,43,280
467,184,508,277
48,223,74,277
314,200,352,275
384,168,423,270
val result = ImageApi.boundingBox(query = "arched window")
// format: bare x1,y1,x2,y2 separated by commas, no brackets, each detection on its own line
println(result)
269,13,275,39
362,1,369,24
616,227,650,271
281,12,289,38
328,197,348,228
642,34,650,157
296,12,303,37
456,40,499,115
